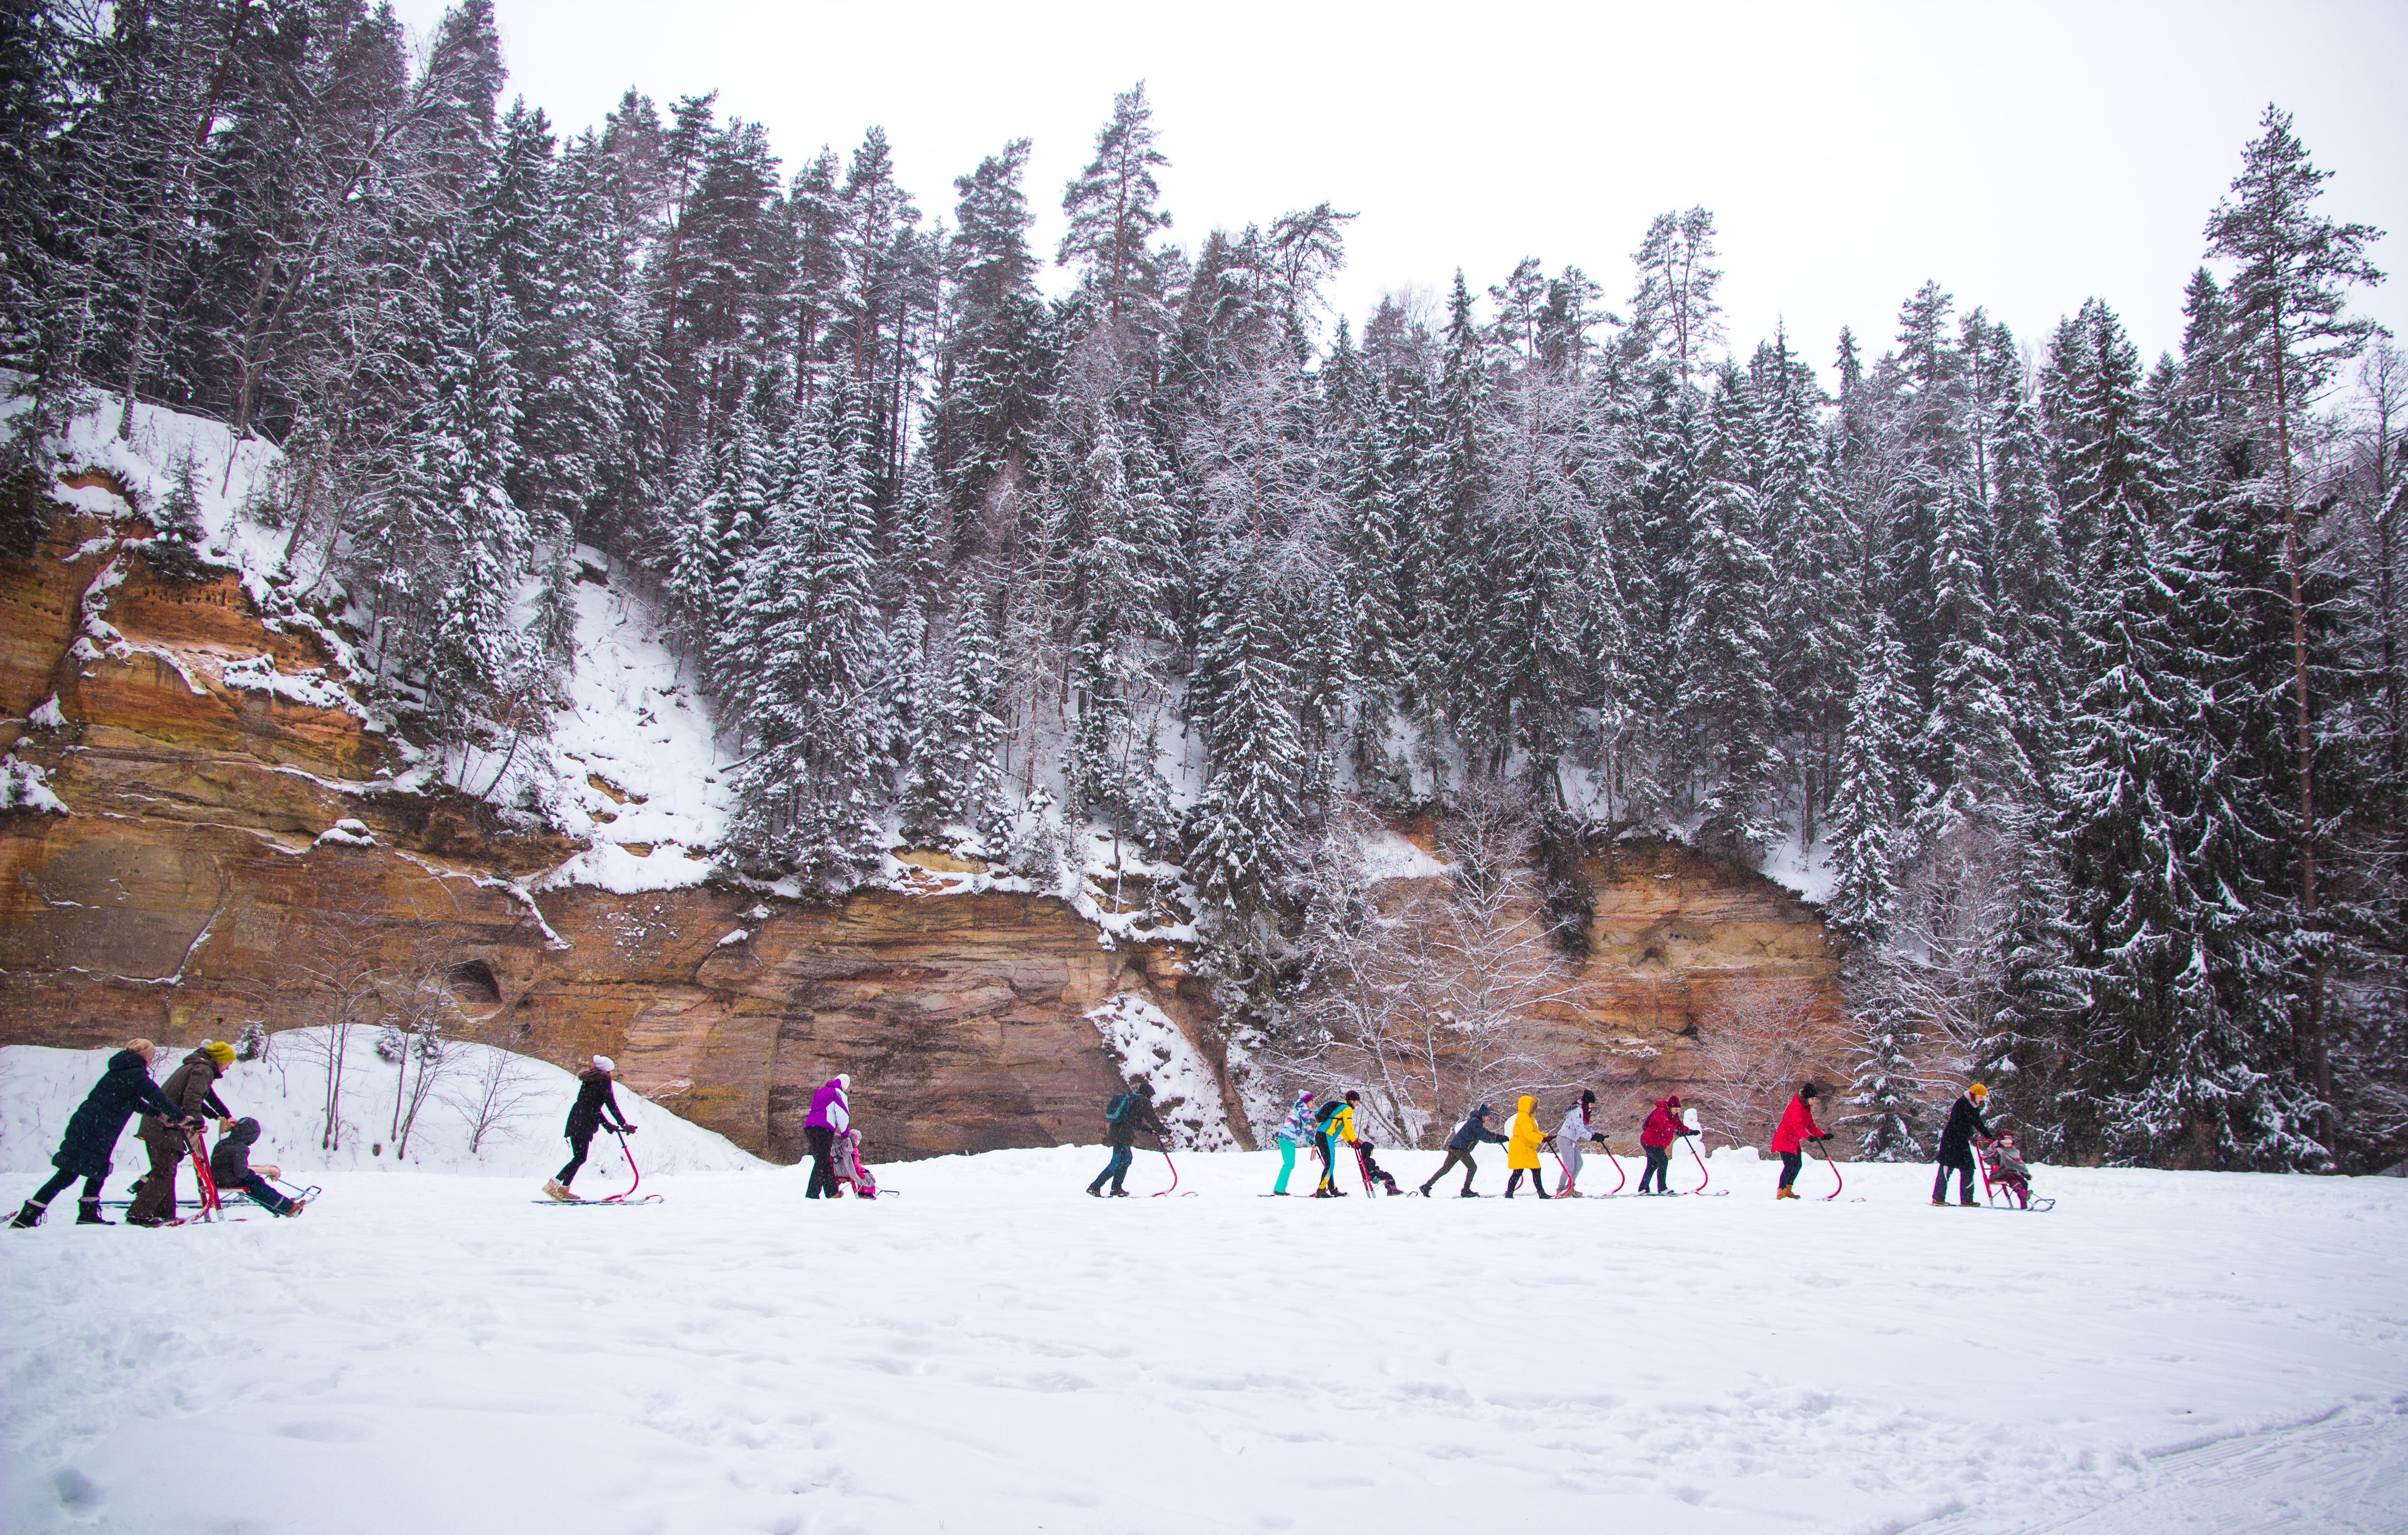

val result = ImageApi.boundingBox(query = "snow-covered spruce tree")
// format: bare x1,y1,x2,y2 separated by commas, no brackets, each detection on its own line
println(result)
900,579,1007,840
1417,271,1496,752
1842,975,1939,1160
1826,611,1913,950
2052,488,2322,1168
725,382,889,888
1187,579,1308,923
390,241,536,753
1754,331,1857,853
143,449,212,583
1037,372,1176,836
1675,379,1780,860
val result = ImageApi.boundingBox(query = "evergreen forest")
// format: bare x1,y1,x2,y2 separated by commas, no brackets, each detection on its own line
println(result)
3,0,2401,1170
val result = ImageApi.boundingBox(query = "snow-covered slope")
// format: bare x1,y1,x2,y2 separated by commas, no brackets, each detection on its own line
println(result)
0,1037,767,1180
2,1149,2402,1535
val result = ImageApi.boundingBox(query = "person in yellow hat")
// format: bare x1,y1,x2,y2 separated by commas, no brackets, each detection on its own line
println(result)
1933,1082,1996,1207
129,1040,239,1226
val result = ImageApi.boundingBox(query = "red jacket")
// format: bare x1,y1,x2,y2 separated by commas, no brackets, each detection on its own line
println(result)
1771,1095,1825,1154
1641,1101,1686,1149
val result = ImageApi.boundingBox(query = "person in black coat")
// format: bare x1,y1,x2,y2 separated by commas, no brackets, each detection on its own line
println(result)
1418,1104,1509,1197
1933,1083,1996,1207
542,1056,637,1200
12,1041,195,1229
1086,1079,1165,1197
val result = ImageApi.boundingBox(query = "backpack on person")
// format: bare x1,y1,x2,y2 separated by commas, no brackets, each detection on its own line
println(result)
1106,1092,1136,1126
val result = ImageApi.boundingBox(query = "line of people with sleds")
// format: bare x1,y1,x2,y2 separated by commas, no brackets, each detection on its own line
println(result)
1087,1074,2049,1208
10,1038,311,1229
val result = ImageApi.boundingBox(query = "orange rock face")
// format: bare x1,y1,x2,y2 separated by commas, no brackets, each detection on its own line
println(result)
1,478,1846,1164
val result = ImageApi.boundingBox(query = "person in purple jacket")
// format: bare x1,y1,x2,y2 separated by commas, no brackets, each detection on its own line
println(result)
804,1074,851,1199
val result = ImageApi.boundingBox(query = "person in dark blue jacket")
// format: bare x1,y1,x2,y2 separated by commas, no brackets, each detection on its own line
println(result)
11,1041,196,1228
1418,1104,1509,1197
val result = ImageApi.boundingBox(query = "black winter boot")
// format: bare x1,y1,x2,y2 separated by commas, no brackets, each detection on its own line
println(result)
76,1198,113,1226
10,1199,45,1229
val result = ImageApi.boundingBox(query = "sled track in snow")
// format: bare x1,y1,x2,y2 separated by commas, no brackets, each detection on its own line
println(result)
1886,1396,2408,1535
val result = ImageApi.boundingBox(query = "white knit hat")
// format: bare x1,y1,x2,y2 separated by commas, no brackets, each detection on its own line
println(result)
592,1054,616,1073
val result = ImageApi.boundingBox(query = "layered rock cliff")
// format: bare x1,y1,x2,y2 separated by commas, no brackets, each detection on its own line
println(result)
1,463,1847,1163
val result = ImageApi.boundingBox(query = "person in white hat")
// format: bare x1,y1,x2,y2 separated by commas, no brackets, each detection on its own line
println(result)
542,1055,636,1201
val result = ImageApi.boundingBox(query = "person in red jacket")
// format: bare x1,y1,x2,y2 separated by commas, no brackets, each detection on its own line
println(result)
1769,1081,1829,1200
1637,1094,1693,1195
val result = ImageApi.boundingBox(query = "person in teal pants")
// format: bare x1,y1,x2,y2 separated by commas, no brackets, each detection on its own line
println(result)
1271,1090,1315,1195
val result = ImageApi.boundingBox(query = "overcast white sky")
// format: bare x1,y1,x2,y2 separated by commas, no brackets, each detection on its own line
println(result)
393,0,2404,384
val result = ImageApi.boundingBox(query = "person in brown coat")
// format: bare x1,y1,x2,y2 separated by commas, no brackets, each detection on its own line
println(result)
127,1041,235,1226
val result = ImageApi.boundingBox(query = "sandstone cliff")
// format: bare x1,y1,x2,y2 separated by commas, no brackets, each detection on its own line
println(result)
1,466,1847,1164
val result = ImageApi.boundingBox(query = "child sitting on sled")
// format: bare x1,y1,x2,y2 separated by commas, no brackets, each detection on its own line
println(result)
1356,1139,1403,1196
210,1118,306,1216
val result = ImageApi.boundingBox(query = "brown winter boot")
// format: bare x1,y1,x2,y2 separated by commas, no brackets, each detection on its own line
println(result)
1959,1195,1979,1207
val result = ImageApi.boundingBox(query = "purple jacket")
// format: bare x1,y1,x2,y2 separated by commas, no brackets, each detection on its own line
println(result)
805,1076,849,1134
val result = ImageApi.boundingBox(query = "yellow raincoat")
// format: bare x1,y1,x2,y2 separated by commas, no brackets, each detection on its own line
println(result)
1506,1094,1545,1169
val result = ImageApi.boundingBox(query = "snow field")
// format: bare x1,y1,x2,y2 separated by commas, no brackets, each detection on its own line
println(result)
3,1145,2404,1535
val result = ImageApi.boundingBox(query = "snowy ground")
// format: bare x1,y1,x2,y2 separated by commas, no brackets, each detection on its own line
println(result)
3,1145,2403,1535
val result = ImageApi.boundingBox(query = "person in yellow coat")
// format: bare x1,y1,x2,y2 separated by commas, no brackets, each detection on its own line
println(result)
1503,1094,1552,1198
1312,1091,1359,1197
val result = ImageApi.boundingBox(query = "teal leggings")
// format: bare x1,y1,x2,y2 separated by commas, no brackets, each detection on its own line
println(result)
1274,1136,1298,1193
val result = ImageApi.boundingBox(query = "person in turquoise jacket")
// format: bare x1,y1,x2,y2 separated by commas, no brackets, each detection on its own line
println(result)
1271,1090,1315,1195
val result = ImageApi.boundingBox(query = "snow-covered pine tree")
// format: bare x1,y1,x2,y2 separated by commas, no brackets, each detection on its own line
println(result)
1675,377,1779,860
1417,271,1495,751
1059,81,1173,334
143,449,212,583
1188,578,1307,921
726,381,889,887
1826,611,1913,949
2202,105,2388,1141
1754,331,1857,851
2052,481,2322,1167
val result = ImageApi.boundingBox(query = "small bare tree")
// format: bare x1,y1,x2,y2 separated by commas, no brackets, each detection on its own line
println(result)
1280,793,1578,1147
275,917,400,1152
1687,982,1832,1151
444,1048,542,1156
377,956,465,1158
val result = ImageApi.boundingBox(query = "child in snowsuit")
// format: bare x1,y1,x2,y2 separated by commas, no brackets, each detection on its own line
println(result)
1312,1091,1359,1197
1356,1139,1404,1196
1088,1079,1165,1197
1771,1082,1829,1199
1555,1090,1605,1195
210,1119,305,1216
11,1041,194,1229
1638,1094,1692,1195
129,1041,236,1226
1934,1083,1995,1207
544,1055,637,1202
1503,1094,1551,1198
1271,1090,1315,1195
1419,1105,1508,1197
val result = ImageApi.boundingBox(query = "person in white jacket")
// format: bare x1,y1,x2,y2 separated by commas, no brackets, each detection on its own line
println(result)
1555,1090,1606,1196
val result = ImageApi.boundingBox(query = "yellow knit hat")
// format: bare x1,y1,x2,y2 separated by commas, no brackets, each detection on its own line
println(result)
1968,1082,1988,1101
203,1041,236,1067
